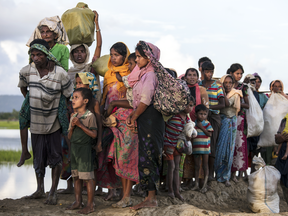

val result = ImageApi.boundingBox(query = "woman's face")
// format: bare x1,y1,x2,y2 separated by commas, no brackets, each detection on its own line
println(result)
185,70,198,85
223,76,233,93
40,25,57,44
135,50,149,69
255,77,261,91
110,48,125,67
73,46,87,64
272,81,282,93
75,77,89,89
231,69,243,82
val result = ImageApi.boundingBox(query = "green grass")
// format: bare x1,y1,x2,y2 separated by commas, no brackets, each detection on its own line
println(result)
0,120,19,129
0,150,33,164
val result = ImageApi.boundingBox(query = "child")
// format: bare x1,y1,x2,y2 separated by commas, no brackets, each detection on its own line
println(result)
191,104,213,193
163,98,194,201
66,88,97,214
199,61,225,181
198,57,212,81
214,75,242,186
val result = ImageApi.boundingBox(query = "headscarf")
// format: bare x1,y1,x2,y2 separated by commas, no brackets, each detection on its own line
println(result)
68,44,90,82
28,43,62,67
102,42,130,104
220,75,243,115
127,41,160,88
270,80,288,99
75,72,99,98
26,16,69,46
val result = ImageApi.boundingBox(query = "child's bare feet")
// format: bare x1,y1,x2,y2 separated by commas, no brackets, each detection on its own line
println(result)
130,199,157,210
282,154,288,160
44,192,57,205
200,186,207,193
25,190,45,199
232,176,239,183
225,180,231,187
103,189,117,201
174,192,184,201
167,192,175,199
77,205,94,214
66,201,84,210
17,151,31,167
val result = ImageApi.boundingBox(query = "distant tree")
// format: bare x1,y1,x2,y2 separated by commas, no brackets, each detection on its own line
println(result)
0,109,19,120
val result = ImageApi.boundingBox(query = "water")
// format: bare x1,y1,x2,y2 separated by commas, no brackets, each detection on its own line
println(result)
0,129,67,200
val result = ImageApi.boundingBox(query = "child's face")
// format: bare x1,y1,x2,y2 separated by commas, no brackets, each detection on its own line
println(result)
185,70,198,85
196,110,208,122
184,101,194,114
231,69,243,82
72,91,87,110
203,70,214,81
135,50,149,69
110,48,125,67
75,77,89,89
73,46,87,64
223,76,233,93
255,77,261,91
128,58,136,72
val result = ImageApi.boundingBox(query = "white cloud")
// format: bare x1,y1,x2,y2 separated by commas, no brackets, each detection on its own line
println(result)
0,40,28,63
124,30,161,38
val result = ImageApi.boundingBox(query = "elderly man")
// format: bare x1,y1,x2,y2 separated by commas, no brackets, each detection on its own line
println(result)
18,39,73,205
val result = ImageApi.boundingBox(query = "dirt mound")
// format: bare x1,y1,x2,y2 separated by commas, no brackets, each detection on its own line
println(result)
0,180,288,215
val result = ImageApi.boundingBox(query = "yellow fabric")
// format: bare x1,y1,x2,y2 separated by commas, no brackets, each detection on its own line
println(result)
283,113,288,134
102,115,117,127
101,42,130,106
220,75,243,116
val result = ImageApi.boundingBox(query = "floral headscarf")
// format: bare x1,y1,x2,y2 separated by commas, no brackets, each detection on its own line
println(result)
28,43,62,67
75,72,99,98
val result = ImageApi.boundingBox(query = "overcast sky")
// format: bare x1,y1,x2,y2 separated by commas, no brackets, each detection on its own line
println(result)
0,0,288,95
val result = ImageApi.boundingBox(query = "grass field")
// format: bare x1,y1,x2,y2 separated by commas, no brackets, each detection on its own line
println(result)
0,121,19,129
0,150,33,164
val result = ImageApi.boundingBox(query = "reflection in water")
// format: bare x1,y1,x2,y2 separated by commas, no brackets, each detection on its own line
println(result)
0,129,31,150
0,163,67,200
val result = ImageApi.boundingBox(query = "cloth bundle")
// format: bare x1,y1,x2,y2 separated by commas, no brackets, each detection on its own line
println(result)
176,120,197,155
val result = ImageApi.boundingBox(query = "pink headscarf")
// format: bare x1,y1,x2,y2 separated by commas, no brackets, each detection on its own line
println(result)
128,41,160,88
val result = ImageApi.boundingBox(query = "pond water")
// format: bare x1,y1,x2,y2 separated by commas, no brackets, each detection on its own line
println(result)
0,129,67,200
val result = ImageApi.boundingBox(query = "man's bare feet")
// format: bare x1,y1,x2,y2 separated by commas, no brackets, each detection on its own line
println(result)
77,205,94,214
17,151,31,167
225,181,231,187
167,192,175,199
174,193,184,201
66,201,84,210
130,199,157,210
44,192,57,205
25,190,45,199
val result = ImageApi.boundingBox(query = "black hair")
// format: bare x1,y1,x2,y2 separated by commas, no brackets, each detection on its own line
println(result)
73,88,93,108
184,68,199,78
226,63,244,74
165,68,177,78
135,44,148,58
195,104,207,113
30,39,50,50
110,42,127,59
198,57,211,67
188,95,195,105
128,52,136,61
254,75,262,83
201,61,214,71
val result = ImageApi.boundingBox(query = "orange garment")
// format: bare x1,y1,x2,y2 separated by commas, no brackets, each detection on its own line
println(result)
101,42,130,106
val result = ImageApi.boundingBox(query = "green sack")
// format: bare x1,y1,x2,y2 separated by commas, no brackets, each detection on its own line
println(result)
61,2,95,47
92,55,110,77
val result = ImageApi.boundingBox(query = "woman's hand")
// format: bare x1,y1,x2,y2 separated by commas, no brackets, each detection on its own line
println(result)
243,77,250,84
275,132,288,144
105,101,115,117
93,10,99,23
115,72,123,82
126,111,137,133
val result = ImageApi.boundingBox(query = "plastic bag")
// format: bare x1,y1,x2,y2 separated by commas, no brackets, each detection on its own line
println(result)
258,92,288,147
246,86,264,138
61,2,95,46
247,156,280,213
91,54,110,77
176,121,197,155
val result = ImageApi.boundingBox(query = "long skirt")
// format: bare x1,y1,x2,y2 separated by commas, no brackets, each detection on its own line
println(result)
231,114,248,172
137,105,165,192
207,111,221,158
214,115,237,182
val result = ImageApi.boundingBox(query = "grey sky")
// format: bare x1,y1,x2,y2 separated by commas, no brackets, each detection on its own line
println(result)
0,0,287,95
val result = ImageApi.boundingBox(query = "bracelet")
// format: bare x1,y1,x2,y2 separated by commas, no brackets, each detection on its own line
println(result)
96,29,100,32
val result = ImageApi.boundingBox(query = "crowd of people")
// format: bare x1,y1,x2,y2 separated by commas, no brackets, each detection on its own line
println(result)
16,9,288,215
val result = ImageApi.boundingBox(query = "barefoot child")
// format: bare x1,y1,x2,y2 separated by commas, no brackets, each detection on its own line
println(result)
191,104,213,193
163,98,194,201
67,88,97,214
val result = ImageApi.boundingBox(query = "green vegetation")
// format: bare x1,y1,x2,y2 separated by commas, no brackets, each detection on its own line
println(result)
0,109,19,120
0,150,33,164
0,121,19,129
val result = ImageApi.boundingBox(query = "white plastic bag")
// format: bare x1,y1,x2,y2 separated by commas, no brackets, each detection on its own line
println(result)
177,120,196,155
247,156,281,213
246,86,264,138
258,92,288,147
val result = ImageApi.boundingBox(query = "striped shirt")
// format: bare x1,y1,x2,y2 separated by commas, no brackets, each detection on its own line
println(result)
164,114,191,147
18,63,74,134
192,120,213,154
199,80,224,114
